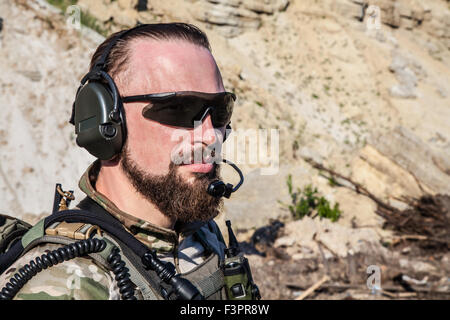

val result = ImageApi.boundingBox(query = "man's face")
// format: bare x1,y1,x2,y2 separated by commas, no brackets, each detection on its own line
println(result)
120,39,225,179
115,38,226,222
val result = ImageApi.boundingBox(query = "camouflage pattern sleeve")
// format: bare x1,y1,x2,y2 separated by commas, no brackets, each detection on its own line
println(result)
0,243,120,300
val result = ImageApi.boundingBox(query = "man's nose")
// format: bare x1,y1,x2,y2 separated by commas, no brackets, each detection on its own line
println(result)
198,113,219,146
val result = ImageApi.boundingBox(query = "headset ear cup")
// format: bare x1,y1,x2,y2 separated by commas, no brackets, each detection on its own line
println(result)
73,81,124,160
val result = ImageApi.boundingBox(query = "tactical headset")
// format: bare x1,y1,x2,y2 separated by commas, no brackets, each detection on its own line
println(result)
69,26,133,160
69,24,232,161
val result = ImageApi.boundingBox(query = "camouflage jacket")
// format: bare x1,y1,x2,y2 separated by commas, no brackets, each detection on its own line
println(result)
0,161,227,300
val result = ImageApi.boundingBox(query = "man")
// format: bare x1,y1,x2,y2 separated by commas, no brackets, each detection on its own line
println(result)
0,23,258,300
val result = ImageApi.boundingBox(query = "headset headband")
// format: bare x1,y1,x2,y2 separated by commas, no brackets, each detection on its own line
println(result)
70,24,150,126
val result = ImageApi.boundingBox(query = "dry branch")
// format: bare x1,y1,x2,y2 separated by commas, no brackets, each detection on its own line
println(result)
295,275,330,300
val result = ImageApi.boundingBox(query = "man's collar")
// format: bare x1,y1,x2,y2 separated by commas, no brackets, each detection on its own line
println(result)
78,160,206,253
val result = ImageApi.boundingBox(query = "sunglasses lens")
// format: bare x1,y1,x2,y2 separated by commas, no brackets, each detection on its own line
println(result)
142,96,199,128
211,93,234,127
142,93,234,128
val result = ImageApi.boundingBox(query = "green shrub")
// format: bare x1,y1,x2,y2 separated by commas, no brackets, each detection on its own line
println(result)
284,175,341,222
80,10,108,36
47,0,77,12
46,0,108,36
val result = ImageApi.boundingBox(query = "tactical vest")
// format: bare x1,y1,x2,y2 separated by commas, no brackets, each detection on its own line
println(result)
0,187,260,300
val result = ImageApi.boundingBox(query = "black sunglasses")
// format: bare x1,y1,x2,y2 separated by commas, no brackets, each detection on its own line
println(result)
121,91,236,128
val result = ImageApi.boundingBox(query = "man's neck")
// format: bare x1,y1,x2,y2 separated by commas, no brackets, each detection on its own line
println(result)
95,161,176,230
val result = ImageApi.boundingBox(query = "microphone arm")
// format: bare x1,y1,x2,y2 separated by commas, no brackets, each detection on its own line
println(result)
207,159,244,198
222,159,244,192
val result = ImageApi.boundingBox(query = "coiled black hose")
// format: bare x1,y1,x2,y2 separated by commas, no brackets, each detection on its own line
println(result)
0,238,107,300
106,247,136,300
142,250,204,300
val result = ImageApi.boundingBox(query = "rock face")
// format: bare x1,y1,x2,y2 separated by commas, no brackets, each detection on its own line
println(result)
347,0,431,29
330,0,449,52
190,1,262,38
350,126,450,210
75,0,290,37
182,0,290,38
0,0,100,217
1,0,449,250
370,127,450,195
388,50,420,98
273,216,390,260
78,0,140,28
2,0,449,301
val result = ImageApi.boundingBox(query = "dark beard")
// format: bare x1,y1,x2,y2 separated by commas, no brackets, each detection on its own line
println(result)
119,146,223,223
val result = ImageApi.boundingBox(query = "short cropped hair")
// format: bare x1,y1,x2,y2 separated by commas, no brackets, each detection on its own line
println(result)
89,23,212,80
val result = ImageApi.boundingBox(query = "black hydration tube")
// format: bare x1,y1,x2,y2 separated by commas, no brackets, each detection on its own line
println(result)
0,207,204,300
142,250,204,300
0,238,137,300
0,237,202,300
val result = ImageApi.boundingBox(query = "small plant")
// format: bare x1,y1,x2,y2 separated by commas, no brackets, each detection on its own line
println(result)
46,0,108,36
283,175,341,222
47,0,77,12
80,10,108,36
292,140,300,155
327,175,338,187
341,118,351,125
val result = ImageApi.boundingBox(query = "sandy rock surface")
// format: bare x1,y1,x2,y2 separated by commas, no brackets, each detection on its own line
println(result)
0,0,449,300
0,0,101,218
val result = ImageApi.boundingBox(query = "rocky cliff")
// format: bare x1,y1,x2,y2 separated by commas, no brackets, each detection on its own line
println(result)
0,0,449,299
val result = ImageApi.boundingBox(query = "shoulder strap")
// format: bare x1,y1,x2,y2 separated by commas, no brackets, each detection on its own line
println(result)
207,220,226,247
68,197,172,299
194,229,215,256
0,198,149,274
0,200,166,299
73,197,151,258
0,214,32,254
1,197,218,300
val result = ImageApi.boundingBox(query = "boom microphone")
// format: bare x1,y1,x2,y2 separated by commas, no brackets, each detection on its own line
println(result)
207,159,244,198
